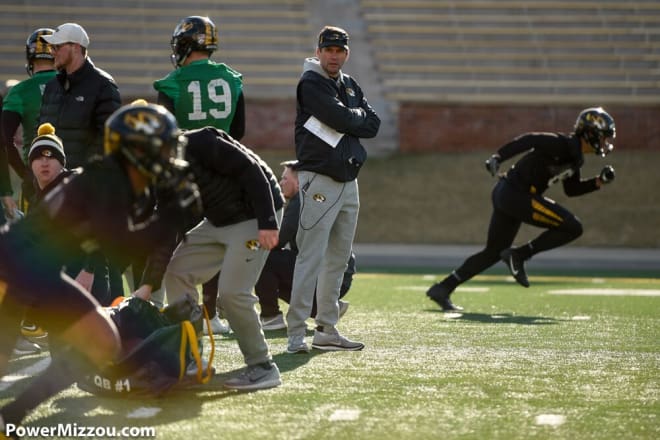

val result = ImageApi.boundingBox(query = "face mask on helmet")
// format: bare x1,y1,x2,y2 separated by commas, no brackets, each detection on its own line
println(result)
170,16,218,68
574,107,616,157
104,103,188,184
25,28,54,76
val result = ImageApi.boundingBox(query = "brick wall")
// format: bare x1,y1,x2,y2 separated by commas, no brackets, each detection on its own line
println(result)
243,98,297,150
399,103,660,152
225,99,660,153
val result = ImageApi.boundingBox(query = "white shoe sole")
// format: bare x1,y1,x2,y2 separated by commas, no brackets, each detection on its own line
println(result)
223,377,282,391
311,342,364,351
286,345,310,354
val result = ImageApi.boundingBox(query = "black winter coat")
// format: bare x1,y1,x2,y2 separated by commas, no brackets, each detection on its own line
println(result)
294,58,380,182
184,127,284,229
39,58,121,168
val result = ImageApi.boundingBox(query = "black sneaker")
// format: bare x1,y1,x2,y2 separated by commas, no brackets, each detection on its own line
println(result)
500,248,530,287
426,282,463,311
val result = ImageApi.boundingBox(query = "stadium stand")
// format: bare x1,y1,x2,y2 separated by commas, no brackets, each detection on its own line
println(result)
0,0,312,99
360,0,660,105
0,0,657,151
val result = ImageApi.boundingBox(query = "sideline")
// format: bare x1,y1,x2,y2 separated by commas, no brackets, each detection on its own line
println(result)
354,243,660,272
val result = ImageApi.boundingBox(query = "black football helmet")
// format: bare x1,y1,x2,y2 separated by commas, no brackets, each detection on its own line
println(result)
574,107,616,157
104,103,187,183
170,16,218,67
25,28,54,76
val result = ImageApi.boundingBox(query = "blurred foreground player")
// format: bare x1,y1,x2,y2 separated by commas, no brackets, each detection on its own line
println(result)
0,102,197,433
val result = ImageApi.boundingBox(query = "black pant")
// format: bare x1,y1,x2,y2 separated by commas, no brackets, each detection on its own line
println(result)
254,249,354,318
455,178,583,283
255,249,296,317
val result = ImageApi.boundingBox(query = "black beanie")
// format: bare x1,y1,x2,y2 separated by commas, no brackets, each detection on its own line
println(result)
28,123,66,167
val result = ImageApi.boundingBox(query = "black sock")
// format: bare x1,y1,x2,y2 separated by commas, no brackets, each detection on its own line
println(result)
441,272,460,291
516,243,533,260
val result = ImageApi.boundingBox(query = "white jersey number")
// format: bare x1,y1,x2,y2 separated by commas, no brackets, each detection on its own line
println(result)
187,79,232,121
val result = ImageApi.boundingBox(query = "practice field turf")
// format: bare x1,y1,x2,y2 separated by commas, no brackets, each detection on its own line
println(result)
2,270,658,440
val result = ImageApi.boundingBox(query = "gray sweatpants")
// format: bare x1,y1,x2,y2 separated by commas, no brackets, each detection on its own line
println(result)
287,171,359,338
164,213,281,366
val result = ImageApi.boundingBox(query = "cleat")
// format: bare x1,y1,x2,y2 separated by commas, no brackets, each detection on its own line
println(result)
500,248,530,287
286,335,310,354
261,313,286,331
426,282,463,311
224,362,281,391
186,359,215,377
204,314,231,335
20,320,47,338
311,327,364,351
12,336,41,356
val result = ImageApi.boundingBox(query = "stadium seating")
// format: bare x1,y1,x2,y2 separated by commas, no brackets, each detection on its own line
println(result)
361,0,660,104
0,0,657,150
0,0,313,99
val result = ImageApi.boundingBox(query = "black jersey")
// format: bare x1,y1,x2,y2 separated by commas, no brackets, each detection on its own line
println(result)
0,154,173,293
498,132,599,196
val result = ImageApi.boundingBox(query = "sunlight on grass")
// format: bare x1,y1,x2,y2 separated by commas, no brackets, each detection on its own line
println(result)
2,271,658,439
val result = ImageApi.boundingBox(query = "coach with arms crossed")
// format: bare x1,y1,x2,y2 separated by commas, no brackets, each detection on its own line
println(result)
286,26,380,354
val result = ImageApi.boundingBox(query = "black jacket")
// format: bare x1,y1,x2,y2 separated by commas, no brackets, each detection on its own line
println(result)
39,58,121,168
184,127,284,229
499,132,600,196
295,58,380,182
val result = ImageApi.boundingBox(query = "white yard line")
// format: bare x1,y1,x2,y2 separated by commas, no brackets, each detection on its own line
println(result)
548,289,660,296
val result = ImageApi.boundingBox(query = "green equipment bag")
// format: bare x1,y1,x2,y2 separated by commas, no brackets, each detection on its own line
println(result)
77,293,215,397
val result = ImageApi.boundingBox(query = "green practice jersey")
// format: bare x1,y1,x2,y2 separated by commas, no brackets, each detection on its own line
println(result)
2,70,57,162
154,59,243,130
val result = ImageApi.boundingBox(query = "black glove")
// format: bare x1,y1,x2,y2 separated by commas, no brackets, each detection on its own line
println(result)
599,165,615,184
484,154,501,177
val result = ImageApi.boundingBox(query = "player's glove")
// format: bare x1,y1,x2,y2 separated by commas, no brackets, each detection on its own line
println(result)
599,165,615,184
484,154,501,177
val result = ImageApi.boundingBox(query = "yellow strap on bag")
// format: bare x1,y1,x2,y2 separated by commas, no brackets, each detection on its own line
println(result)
178,324,188,381
176,302,215,383
182,321,213,384
201,304,216,376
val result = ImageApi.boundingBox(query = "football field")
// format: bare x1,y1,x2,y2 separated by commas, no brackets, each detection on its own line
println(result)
2,269,658,439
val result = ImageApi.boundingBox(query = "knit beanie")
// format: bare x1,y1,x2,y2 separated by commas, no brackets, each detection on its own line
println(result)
28,123,66,166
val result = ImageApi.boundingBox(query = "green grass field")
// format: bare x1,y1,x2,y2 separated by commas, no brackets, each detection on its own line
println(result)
2,269,658,440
